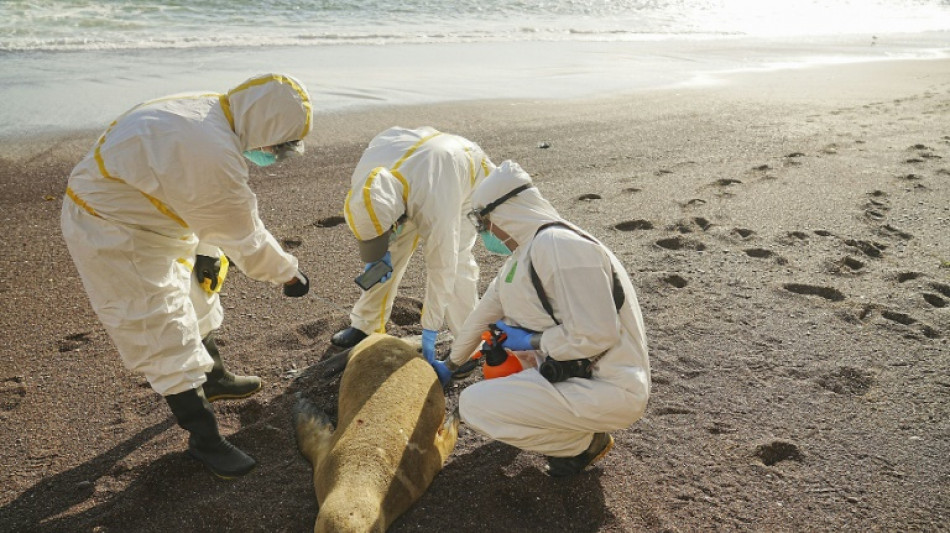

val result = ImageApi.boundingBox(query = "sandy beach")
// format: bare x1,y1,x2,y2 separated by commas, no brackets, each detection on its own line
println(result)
1,57,949,531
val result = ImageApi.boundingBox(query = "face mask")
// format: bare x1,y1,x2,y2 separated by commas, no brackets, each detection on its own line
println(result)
243,149,277,167
479,230,512,256
389,223,404,243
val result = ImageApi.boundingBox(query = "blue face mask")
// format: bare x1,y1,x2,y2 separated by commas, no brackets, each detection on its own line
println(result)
479,230,512,256
243,149,277,167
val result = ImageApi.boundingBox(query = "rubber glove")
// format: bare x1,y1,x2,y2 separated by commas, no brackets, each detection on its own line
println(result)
430,359,453,388
422,329,451,388
494,320,536,351
194,254,222,293
364,251,393,284
283,271,310,297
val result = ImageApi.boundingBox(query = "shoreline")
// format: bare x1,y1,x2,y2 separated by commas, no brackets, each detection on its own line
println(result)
4,56,949,162
2,32,948,142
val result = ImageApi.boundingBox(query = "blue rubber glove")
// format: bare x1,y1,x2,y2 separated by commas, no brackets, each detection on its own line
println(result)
494,320,535,351
422,329,451,388
422,329,438,363
364,251,393,284
430,359,453,388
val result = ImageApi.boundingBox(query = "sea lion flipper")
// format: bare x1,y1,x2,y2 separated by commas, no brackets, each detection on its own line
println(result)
434,406,460,463
293,393,336,468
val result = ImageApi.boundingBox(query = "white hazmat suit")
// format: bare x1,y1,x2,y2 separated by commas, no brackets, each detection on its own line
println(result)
61,73,312,396
449,161,651,458
343,127,495,335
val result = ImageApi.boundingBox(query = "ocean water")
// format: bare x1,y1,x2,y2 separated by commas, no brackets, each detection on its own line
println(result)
4,0,950,51
2,0,949,138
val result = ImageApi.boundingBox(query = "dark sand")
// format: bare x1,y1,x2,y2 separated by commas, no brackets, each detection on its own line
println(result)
1,59,949,532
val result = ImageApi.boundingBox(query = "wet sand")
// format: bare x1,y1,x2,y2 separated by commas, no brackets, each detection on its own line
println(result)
1,58,948,531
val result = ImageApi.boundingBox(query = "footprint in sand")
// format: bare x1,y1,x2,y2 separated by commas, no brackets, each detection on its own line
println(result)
0,377,26,415
878,224,913,240
864,193,890,221
680,198,707,208
889,310,928,330
778,231,809,245
577,193,602,201
614,219,654,231
922,293,947,308
655,236,706,251
783,283,845,302
744,248,774,259
843,239,887,259
733,228,755,240
57,332,92,353
930,282,950,298
896,272,924,283
713,178,742,187
692,217,712,231
669,218,708,234
654,406,694,416
754,441,803,467
880,309,941,339
784,152,806,166
662,274,688,289
314,216,346,228
282,238,303,249
818,366,874,395
829,256,865,274
814,230,834,237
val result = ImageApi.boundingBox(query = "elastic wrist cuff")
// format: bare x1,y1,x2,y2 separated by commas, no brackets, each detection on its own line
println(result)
530,333,542,350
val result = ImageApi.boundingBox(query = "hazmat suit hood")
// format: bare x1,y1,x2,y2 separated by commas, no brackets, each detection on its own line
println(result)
472,160,563,247
344,166,408,262
227,73,313,151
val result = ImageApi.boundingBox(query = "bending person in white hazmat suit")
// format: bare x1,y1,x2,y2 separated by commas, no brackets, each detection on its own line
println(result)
61,73,313,479
444,161,651,477
334,126,495,385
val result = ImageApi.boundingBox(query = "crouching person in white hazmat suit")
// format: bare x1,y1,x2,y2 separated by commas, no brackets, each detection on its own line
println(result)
61,73,314,479
334,126,495,385
444,161,650,477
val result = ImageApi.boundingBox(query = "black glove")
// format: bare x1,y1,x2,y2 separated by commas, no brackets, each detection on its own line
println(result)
283,271,310,297
194,254,221,292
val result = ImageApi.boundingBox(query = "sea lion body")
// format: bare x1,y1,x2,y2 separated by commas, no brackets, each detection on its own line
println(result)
294,334,459,532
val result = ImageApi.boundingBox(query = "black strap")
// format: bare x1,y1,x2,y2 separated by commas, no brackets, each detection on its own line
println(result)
528,222,625,326
477,184,533,218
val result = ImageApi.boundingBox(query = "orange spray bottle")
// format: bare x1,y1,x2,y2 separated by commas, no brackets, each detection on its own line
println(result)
476,324,524,379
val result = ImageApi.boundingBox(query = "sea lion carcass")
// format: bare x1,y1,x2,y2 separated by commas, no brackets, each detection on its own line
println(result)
294,333,459,532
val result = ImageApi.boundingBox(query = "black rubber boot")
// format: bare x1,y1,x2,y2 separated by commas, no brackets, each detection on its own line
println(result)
546,432,614,478
164,388,257,479
330,327,368,348
201,333,261,402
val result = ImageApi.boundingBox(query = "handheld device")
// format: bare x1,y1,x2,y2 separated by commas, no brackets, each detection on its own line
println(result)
354,261,393,290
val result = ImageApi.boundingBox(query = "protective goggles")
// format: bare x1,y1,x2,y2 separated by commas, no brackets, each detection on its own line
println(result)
466,184,533,232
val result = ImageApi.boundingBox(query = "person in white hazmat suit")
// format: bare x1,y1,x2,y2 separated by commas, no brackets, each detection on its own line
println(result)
444,161,651,477
334,126,495,385
61,73,313,479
